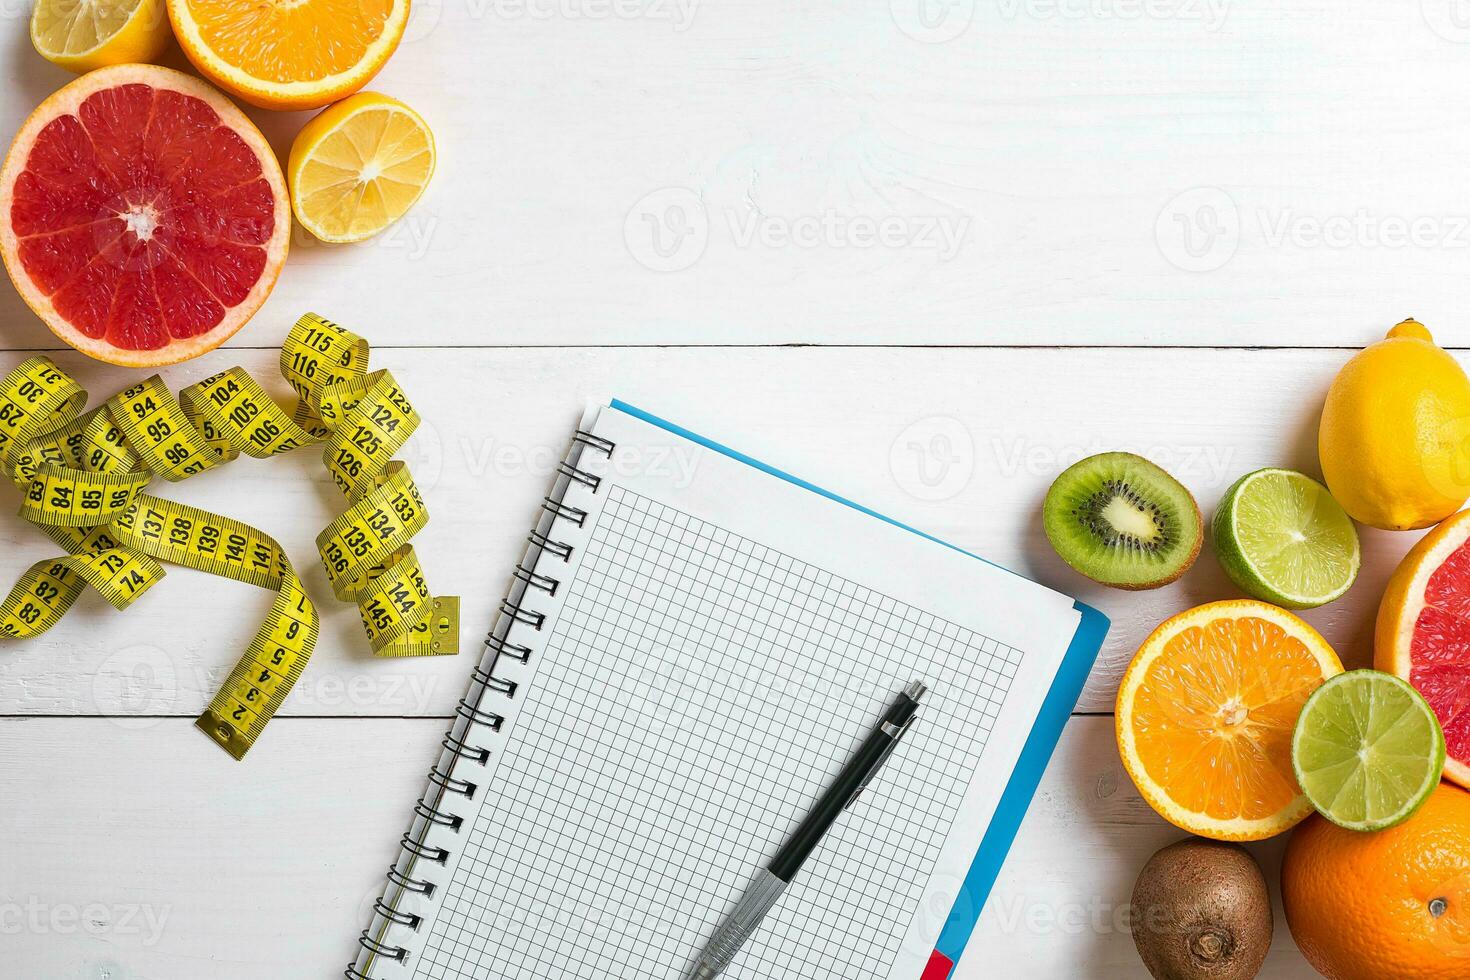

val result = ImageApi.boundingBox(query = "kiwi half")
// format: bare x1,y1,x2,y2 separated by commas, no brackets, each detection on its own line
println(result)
1042,452,1202,590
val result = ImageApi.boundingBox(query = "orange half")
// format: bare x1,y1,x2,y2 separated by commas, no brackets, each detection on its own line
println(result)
167,0,409,110
1117,600,1343,840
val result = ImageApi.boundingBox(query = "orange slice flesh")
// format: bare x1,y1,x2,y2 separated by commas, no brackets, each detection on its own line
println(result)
1117,600,1343,840
168,0,408,110
192,0,393,82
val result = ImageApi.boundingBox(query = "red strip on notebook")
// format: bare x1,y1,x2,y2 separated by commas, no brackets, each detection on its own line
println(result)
920,950,954,980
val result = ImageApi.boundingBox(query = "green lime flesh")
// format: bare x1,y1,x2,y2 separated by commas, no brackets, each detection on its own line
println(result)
1213,468,1360,609
1291,670,1446,832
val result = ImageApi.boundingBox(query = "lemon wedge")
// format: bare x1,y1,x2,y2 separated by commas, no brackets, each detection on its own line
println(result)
288,92,436,244
31,0,172,73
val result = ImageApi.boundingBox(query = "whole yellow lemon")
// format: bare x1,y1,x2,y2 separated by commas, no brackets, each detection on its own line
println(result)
1319,319,1470,530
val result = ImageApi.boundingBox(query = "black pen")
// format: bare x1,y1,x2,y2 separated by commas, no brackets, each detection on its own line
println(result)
683,680,928,980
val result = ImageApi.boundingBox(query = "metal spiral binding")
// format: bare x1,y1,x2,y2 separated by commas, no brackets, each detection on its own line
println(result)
541,496,588,526
385,866,435,897
512,562,559,596
498,597,545,630
473,664,518,696
347,429,615,979
374,899,423,930
399,833,450,864
426,764,478,799
358,931,409,961
557,459,602,492
528,529,574,562
484,633,532,663
414,799,465,829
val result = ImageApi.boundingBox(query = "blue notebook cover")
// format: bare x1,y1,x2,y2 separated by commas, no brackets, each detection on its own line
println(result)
609,400,1110,979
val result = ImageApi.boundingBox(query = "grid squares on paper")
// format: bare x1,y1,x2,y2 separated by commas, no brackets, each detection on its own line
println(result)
415,486,1025,980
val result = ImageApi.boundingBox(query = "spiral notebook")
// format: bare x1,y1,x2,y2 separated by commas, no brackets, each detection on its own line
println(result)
346,401,1108,980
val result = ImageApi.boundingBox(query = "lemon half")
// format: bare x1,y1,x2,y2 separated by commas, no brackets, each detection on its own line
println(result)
288,92,436,245
31,0,173,73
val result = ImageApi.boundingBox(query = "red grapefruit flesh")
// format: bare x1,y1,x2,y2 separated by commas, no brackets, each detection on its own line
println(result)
0,64,288,367
1378,509,1470,789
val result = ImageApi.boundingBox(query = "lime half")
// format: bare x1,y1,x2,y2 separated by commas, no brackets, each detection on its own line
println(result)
1292,670,1446,832
1212,468,1360,608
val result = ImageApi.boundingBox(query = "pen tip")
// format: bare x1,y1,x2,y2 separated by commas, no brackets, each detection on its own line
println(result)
905,679,928,702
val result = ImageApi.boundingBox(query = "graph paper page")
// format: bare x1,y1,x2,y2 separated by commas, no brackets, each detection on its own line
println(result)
407,406,1082,980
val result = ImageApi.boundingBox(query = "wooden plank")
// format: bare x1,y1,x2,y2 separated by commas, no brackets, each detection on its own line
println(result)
0,716,1319,978
2,6,1470,349
0,345,1415,717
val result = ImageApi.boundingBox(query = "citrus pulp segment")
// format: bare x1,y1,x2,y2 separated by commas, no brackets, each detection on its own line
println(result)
167,0,409,110
1117,600,1343,840
1291,670,1445,831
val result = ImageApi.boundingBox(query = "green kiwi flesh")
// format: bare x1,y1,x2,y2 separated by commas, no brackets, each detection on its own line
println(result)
1043,452,1202,590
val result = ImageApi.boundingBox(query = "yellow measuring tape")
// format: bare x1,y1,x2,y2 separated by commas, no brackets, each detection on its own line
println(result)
0,313,459,759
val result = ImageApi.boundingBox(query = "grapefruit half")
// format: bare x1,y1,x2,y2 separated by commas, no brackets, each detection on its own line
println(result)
1378,509,1470,789
0,64,288,367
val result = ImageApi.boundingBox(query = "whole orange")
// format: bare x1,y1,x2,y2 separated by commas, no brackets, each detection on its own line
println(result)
1282,783,1470,979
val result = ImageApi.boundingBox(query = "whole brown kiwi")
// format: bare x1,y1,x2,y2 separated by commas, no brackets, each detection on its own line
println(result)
1130,837,1272,980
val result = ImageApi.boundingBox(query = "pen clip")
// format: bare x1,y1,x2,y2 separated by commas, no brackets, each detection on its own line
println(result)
844,713,916,812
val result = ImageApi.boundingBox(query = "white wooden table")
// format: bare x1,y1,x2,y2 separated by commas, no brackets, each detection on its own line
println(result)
3,2,1466,976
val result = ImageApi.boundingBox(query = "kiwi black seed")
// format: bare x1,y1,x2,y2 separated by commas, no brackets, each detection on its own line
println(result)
1130,837,1272,980
1042,452,1202,590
